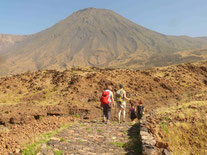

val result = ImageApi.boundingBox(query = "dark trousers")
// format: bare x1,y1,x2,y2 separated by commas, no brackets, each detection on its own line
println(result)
102,104,111,120
137,105,144,119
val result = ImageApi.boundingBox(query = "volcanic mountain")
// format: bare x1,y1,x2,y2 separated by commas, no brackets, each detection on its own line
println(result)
1,8,207,75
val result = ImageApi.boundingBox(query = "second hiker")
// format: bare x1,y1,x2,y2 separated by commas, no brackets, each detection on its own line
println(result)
116,84,130,124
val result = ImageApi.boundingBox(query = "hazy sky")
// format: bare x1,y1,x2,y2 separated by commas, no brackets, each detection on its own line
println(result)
0,0,206,37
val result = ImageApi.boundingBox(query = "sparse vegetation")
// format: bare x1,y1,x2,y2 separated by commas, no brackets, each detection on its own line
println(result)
80,123,85,127
39,116,44,119
86,127,92,130
110,142,125,147
60,138,66,142
153,101,207,155
22,125,70,155
86,127,93,133
54,149,64,155
97,129,103,132
22,131,57,155
160,122,169,134
73,114,80,118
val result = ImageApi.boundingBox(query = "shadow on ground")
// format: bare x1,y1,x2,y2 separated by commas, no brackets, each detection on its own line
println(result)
124,123,142,155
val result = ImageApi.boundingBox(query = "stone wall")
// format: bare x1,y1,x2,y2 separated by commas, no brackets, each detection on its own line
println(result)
139,115,172,155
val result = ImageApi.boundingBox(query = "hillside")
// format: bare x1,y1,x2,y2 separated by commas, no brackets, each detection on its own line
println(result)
145,47,207,67
0,34,27,53
198,36,207,40
0,34,28,66
148,101,207,154
1,61,207,153
1,8,207,75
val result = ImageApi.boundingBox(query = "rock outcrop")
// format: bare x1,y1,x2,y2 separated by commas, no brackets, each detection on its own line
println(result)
140,115,172,155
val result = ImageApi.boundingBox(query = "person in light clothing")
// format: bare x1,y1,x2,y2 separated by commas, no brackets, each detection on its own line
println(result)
116,84,130,123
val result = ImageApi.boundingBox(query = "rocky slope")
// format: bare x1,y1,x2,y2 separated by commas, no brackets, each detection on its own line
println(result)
147,101,207,154
1,8,207,75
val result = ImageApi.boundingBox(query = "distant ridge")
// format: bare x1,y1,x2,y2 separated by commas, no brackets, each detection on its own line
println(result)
1,8,207,75
198,37,207,40
0,34,28,54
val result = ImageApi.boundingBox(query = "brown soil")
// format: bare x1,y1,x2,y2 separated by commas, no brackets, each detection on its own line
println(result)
1,61,207,153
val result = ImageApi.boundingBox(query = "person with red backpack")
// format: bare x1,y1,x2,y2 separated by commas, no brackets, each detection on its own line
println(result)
100,85,114,123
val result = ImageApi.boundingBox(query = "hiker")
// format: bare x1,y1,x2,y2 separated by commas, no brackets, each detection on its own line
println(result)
137,100,144,120
129,102,137,123
100,85,114,123
116,84,130,123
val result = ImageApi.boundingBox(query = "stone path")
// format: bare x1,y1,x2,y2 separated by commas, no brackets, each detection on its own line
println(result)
38,120,142,155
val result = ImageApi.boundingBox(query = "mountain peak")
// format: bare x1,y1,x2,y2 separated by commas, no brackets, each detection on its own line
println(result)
77,7,110,13
70,7,115,18
78,7,99,12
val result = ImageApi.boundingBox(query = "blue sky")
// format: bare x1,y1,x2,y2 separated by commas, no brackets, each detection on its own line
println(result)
0,0,206,37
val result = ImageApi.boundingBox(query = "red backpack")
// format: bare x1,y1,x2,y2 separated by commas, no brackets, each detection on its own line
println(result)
101,90,110,104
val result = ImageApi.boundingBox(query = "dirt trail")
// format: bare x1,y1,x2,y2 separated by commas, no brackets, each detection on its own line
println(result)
37,120,141,155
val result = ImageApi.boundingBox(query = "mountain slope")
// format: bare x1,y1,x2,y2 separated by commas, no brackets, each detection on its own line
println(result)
1,8,207,75
0,34,28,68
198,36,207,40
0,34,27,53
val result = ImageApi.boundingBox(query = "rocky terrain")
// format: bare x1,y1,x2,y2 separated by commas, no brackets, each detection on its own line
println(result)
0,61,207,154
1,8,207,75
